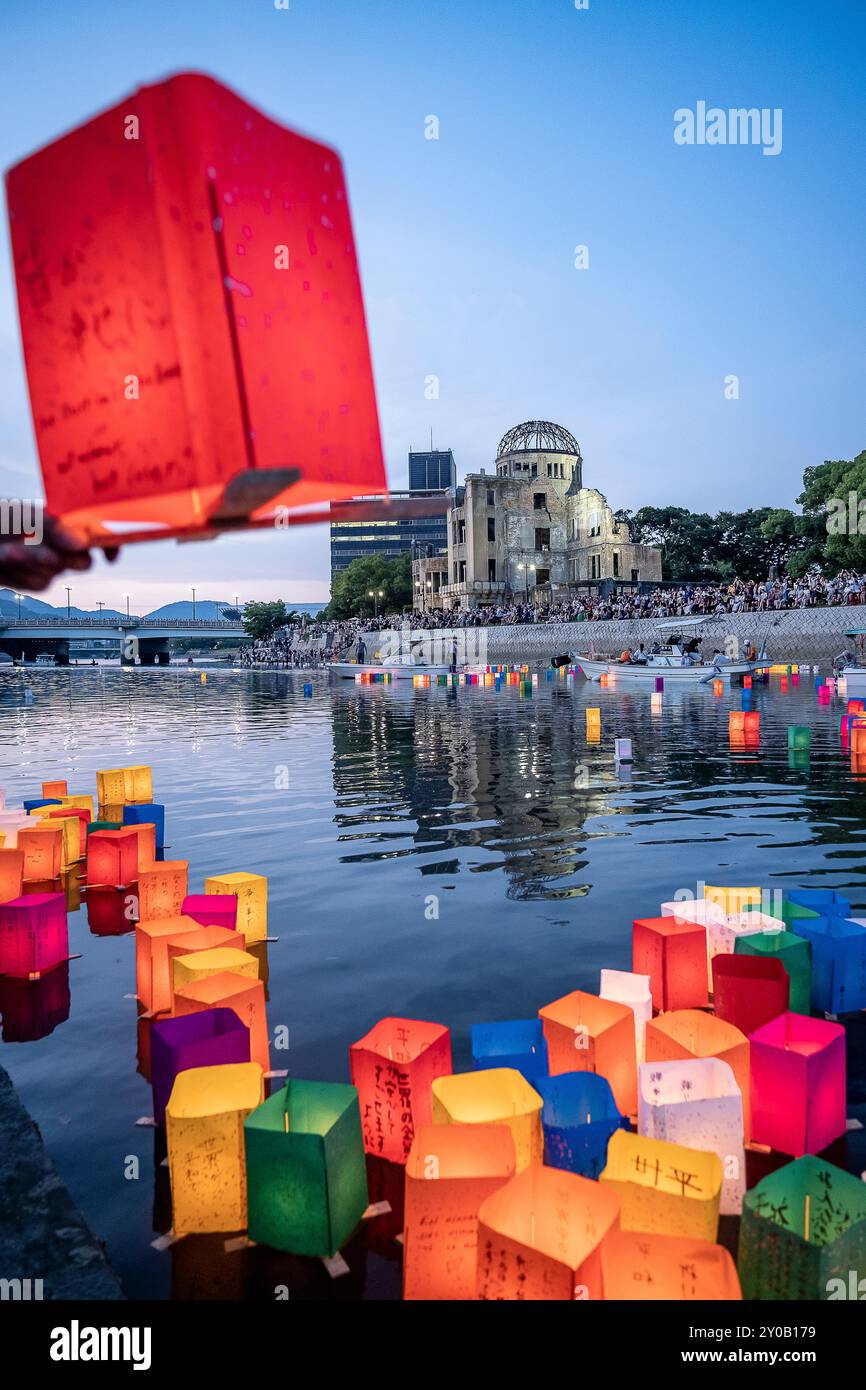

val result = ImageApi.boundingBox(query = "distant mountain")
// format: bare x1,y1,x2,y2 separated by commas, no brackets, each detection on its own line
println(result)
0,591,327,621
0,590,125,619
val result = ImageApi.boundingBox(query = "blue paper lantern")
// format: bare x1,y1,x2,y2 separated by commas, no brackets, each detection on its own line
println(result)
123,802,165,851
790,915,866,1014
471,1018,548,1084
787,888,852,918
535,1072,628,1178
23,798,62,813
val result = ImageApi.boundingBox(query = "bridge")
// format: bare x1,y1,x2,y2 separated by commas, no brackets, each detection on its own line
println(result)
0,617,247,665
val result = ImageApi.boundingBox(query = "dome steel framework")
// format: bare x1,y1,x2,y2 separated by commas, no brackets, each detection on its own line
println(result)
495,420,581,460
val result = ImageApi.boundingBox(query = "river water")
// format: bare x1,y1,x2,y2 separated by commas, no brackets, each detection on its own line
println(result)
1,665,864,1299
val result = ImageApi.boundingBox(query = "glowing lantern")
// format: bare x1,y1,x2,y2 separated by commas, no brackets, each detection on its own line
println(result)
536,1072,628,1178
122,766,153,803
650,691,663,713
632,915,709,1011
181,894,238,932
136,915,196,1013
350,1017,452,1164
539,989,637,1115
637,1058,745,1215
599,969,652,1062
403,1123,516,1300
476,1163,620,1300
171,945,259,995
166,925,248,1003
87,820,122,836
166,1062,264,1235
704,884,761,914
139,861,189,921
42,780,68,798
60,794,94,816
738,1155,866,1300
123,803,165,851
706,911,784,990
0,893,68,978
30,815,79,871
17,826,62,881
151,1007,250,1126
48,807,90,858
661,897,726,927
87,827,139,887
205,872,267,944
712,953,790,1035
600,1128,722,1240
23,798,61,814
127,821,156,872
173,970,270,1073
0,849,24,904
734,929,811,1014
788,914,866,1013
601,1229,742,1300
432,1068,543,1172
788,888,851,917
471,1018,548,1083
749,1011,846,1156
244,1079,369,1258
95,769,127,805
645,1010,751,1141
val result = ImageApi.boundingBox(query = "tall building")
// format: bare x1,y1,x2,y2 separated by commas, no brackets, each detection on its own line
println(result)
329,450,456,578
408,448,456,493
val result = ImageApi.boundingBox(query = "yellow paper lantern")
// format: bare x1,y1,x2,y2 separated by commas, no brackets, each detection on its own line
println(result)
539,989,637,1115
138,861,189,921
165,925,247,1006
29,815,78,871
600,1228,742,1300
122,765,153,802
59,794,95,816
171,945,259,994
96,768,127,805
600,1129,722,1241
205,872,267,944
403,1123,516,1300
476,1163,621,1300
431,1068,543,1172
166,1061,264,1234
704,884,761,914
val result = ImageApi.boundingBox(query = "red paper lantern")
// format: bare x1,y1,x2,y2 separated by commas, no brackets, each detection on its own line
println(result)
0,893,68,978
48,807,90,858
350,1017,452,1164
711,953,790,1036
87,827,139,887
632,915,709,1011
6,72,384,544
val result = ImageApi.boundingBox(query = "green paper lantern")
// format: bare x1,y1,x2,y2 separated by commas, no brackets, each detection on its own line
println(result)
86,820,123,834
734,930,811,1014
739,1156,866,1300
787,726,811,750
244,1079,368,1257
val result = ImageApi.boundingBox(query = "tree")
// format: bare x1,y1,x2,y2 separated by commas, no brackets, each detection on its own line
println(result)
797,449,866,573
242,600,288,640
322,552,413,620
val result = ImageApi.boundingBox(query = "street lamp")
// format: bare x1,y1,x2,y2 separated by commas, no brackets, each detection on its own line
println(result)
191,586,197,621
96,601,105,618
14,593,22,619
65,586,72,620
123,593,132,619
368,588,384,618
516,563,536,600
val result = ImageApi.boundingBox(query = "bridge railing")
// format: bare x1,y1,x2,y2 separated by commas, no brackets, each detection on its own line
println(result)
0,618,245,629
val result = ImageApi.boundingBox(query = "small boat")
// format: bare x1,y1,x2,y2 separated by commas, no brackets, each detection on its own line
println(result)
327,648,452,680
573,617,763,685
835,629,866,697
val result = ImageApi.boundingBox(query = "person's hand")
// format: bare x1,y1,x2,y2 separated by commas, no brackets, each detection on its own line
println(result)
0,515,118,592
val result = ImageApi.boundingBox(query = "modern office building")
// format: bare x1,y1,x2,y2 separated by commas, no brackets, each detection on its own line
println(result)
329,449,456,577
408,448,457,493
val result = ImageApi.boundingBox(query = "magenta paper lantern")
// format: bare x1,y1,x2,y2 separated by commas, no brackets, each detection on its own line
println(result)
181,894,238,931
750,1012,846,1157
0,893,68,978
151,1007,251,1127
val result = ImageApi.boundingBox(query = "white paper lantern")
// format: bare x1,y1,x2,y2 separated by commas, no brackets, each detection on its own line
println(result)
599,969,653,1063
637,1057,745,1215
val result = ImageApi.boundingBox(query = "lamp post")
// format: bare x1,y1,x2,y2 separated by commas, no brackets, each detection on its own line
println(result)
96,601,105,619
368,588,384,619
191,586,197,622
65,586,72,620
123,593,132,619
15,593,22,620
233,593,240,617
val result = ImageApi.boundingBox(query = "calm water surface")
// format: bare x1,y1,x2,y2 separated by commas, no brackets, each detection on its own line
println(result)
1,666,865,1299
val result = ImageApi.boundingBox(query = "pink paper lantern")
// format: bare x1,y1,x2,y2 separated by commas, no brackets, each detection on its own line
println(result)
749,1011,846,1157
0,893,68,978
181,894,238,931
633,915,709,1011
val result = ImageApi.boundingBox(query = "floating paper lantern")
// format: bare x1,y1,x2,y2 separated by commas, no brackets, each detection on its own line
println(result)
167,925,248,1003
31,815,79,871
244,1079,368,1258
171,944,259,995
0,849,24,904
205,872,267,944
23,798,62,814
712,953,790,1035
95,769,127,805
738,1155,866,1300
122,766,154,803
48,807,90,858
600,1128,722,1240
661,897,726,927
127,821,156,872
599,969,652,1062
788,914,866,1013
87,820,122,836
122,803,165,851
173,970,270,1074
539,989,637,1115
136,915,197,1013
601,1229,742,1300
632,915,709,1011
586,708,600,730
614,738,633,762
734,929,811,1014
350,1017,452,1164
87,827,139,887
476,1163,620,1300
60,794,95,816
17,826,62,881
432,1068,543,1172
706,911,784,990
787,887,852,917
471,1019,548,1083
0,814,31,850
139,861,189,921
749,1011,846,1156
166,1062,264,1235
704,884,761,914
0,893,68,978
536,1072,628,1178
41,780,68,799
637,1058,744,1215
645,1010,751,1141
402,1123,516,1300
180,894,238,932
151,1007,250,1126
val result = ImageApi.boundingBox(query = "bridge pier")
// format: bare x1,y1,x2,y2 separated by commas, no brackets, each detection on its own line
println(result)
137,640,171,666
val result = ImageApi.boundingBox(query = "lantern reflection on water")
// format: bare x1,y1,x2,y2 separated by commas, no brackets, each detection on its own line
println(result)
0,893,68,978
600,1128,722,1241
739,1156,866,1300
166,1062,264,1235
538,989,637,1116
350,1017,452,1165
151,1007,250,1127
632,915,709,1011
601,1229,742,1300
637,1058,745,1215
432,1068,543,1172
536,1072,628,1178
476,1163,620,1300
403,1123,516,1300
173,970,270,1074
749,1012,846,1157
244,1079,368,1258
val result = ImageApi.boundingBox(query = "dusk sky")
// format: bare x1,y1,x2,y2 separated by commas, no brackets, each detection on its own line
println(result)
2,0,864,611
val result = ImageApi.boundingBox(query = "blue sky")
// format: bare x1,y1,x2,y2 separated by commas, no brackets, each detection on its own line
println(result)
2,0,864,609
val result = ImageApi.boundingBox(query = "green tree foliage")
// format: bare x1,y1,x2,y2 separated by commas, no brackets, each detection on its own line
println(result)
616,500,832,582
797,449,866,573
323,552,413,620
242,600,289,640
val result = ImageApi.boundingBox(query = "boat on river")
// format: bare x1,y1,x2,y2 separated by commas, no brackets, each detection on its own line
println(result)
835,629,866,697
327,649,452,680
574,617,764,685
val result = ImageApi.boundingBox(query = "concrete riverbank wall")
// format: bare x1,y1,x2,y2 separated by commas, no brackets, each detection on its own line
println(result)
283,605,865,669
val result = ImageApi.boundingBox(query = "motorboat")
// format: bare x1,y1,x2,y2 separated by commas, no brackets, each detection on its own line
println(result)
835,629,866,697
573,617,764,685
327,648,452,680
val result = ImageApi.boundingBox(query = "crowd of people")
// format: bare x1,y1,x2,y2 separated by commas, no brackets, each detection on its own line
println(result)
238,570,866,667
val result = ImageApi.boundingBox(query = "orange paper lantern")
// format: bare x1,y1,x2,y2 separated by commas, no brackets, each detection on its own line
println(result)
136,915,195,1014
539,989,637,1115
138,861,189,921
350,1017,452,1164
431,1069,543,1172
600,1229,741,1300
87,827,139,887
41,780,68,799
17,826,62,881
173,970,271,1074
0,849,25,904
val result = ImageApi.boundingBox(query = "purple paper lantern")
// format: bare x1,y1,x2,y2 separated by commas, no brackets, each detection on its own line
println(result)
181,894,239,932
151,1007,251,1127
